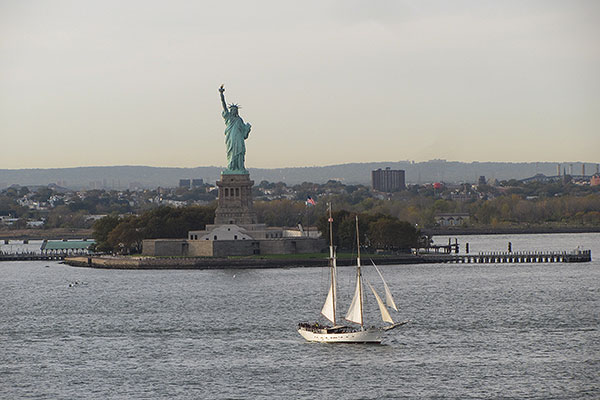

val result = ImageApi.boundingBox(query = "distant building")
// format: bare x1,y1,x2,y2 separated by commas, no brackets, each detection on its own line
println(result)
435,213,470,227
478,176,486,185
372,168,405,192
179,179,191,188
191,178,204,188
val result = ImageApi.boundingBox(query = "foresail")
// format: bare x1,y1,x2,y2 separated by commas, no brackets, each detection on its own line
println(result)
345,277,363,325
368,282,394,324
371,260,398,311
320,285,336,324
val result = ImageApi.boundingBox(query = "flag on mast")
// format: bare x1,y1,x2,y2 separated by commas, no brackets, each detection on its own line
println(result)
305,196,316,206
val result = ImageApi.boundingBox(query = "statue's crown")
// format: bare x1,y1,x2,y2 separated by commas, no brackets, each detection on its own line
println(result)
229,103,240,109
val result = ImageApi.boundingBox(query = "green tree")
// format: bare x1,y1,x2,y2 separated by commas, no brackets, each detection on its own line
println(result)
316,211,377,250
367,217,420,252
255,199,307,227
91,205,216,253
138,205,215,239
92,215,122,252
18,186,30,197
31,187,54,202
107,216,144,254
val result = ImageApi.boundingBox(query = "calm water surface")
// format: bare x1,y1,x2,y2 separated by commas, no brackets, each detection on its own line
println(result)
1,233,599,399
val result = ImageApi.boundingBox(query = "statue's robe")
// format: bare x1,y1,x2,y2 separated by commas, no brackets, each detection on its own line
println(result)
222,109,251,172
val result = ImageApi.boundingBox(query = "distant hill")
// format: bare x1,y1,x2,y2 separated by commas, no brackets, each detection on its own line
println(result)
0,161,597,190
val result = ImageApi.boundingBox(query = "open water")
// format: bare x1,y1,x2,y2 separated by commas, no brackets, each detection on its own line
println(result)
1,233,599,399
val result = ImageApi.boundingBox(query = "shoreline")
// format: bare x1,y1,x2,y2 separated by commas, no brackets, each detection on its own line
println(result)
64,254,431,270
64,247,592,269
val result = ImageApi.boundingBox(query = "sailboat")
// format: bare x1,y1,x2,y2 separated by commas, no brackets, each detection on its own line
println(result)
297,206,408,343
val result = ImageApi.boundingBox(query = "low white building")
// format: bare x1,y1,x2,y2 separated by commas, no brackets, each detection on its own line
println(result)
435,213,471,227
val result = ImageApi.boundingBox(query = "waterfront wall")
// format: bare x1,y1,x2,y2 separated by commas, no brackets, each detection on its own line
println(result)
211,240,256,257
257,238,326,255
65,255,327,269
143,239,188,257
142,237,326,257
64,254,421,269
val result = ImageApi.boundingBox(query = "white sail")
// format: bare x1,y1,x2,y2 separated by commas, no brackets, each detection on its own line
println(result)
371,260,398,311
320,202,337,325
368,282,394,324
321,243,337,324
321,284,336,324
345,276,363,325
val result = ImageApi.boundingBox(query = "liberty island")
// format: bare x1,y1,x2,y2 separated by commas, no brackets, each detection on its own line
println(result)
136,85,325,258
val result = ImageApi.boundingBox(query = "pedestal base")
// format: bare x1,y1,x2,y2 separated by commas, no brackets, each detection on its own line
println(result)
214,174,257,225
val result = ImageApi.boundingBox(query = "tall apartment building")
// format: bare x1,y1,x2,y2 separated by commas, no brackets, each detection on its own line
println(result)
372,168,406,192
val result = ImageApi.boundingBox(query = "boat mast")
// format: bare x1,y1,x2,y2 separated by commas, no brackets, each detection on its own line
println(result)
328,203,336,325
355,215,364,329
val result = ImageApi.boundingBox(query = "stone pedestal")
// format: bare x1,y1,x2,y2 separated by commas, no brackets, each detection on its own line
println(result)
214,173,257,225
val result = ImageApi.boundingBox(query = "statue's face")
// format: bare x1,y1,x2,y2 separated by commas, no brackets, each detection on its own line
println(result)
230,107,238,116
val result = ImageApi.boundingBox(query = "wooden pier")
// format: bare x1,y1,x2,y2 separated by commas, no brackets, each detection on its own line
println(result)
423,249,591,264
0,253,66,261
0,239,95,262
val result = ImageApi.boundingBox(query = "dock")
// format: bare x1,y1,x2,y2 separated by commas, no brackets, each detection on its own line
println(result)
422,249,592,264
0,254,66,261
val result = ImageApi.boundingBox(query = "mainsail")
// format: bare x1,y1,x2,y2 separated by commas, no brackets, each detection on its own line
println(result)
320,259,337,324
345,275,363,325
346,215,365,326
321,285,336,323
321,203,337,325
367,282,394,324
371,260,398,311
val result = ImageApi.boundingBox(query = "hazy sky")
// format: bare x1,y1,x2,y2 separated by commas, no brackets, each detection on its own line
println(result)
1,0,598,169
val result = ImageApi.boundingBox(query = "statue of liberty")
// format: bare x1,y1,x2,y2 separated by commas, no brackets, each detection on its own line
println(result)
219,85,251,174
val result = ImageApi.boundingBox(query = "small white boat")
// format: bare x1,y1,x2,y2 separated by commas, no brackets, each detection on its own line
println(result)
298,205,408,344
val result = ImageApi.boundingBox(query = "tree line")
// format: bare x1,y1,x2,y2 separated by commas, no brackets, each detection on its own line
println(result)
92,204,423,254
93,205,215,254
314,210,424,252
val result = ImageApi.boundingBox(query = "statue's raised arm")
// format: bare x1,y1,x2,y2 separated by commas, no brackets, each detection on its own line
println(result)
219,84,228,113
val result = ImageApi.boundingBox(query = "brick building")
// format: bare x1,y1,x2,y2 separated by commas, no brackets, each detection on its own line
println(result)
372,168,406,192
